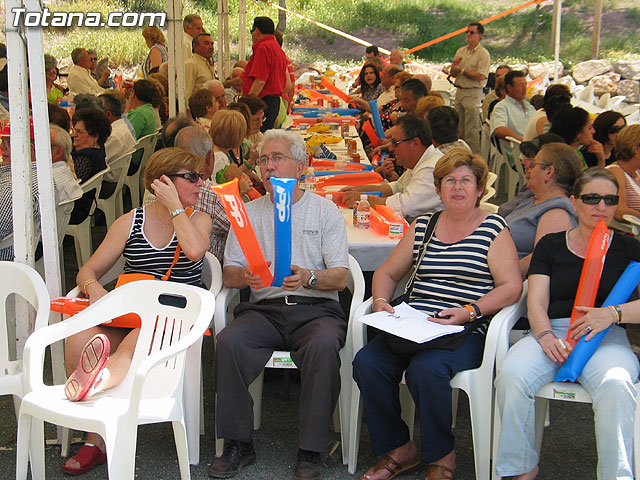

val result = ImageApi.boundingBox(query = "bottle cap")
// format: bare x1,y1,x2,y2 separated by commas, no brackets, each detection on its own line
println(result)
360,194,367,201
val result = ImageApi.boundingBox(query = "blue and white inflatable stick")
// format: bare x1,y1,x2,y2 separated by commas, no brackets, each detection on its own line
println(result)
270,177,297,287
554,261,640,382
368,100,386,138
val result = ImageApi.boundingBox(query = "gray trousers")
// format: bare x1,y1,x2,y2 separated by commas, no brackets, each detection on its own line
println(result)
214,300,347,452
454,87,483,153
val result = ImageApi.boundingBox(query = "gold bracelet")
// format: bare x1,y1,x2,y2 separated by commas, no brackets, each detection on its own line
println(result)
373,297,388,304
82,279,98,295
608,306,618,325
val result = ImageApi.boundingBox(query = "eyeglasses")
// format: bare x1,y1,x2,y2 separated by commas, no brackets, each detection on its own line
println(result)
442,176,476,187
609,125,624,134
578,193,619,206
71,128,88,136
467,30,479,35
390,138,412,147
258,153,295,167
167,171,204,183
89,57,97,61
531,162,550,169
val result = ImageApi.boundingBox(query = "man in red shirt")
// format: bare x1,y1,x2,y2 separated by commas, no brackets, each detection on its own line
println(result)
242,17,289,132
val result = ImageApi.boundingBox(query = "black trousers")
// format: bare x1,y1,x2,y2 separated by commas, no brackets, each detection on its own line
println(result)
214,300,346,452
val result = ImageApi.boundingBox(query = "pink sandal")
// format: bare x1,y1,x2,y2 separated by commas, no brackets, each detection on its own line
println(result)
62,443,107,474
65,334,110,401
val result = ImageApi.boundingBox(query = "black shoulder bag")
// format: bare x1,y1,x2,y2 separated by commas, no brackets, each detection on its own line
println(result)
384,211,490,357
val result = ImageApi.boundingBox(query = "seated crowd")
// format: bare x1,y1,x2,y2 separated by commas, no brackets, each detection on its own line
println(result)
1,14,640,480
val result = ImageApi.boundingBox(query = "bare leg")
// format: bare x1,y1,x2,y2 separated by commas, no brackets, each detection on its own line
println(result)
63,327,139,471
511,465,538,480
361,441,418,480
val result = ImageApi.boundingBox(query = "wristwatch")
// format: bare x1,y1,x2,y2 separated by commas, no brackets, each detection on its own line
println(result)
170,208,186,220
304,270,318,289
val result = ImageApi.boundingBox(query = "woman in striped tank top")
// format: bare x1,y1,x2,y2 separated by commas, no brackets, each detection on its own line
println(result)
354,149,522,480
61,148,212,474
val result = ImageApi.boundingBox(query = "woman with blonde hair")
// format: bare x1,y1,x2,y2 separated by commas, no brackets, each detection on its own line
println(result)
209,109,253,194
415,95,445,118
62,147,211,474
142,25,168,77
608,124,640,221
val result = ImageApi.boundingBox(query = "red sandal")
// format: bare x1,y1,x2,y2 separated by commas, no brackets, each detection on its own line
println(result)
65,334,110,402
62,443,107,474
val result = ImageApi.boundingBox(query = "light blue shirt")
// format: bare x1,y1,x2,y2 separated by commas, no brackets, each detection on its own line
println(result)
490,95,535,138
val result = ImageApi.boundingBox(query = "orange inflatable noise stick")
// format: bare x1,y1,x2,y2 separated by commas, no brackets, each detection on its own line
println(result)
565,220,609,348
210,178,273,288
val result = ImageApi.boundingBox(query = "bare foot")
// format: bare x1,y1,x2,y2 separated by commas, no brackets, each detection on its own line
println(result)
425,450,455,479
512,465,538,480
361,441,419,480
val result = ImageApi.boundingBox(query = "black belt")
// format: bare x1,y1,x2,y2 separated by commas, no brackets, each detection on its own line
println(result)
454,85,482,90
257,295,331,306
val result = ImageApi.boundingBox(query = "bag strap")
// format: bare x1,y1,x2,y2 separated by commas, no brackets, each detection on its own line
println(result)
160,206,195,281
402,211,442,298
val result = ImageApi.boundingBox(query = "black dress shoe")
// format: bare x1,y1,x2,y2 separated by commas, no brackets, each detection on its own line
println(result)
208,440,256,478
293,449,322,480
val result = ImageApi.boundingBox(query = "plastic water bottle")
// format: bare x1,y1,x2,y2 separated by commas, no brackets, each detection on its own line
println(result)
357,194,370,229
306,167,316,192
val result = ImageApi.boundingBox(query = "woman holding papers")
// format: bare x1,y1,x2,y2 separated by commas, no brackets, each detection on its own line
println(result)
354,148,522,480
495,167,640,480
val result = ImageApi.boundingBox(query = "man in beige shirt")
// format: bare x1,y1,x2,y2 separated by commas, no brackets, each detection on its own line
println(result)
184,33,216,99
67,48,110,97
449,22,490,153
182,14,204,62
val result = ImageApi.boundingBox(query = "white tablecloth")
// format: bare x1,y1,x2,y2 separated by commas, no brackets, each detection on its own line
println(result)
339,207,398,271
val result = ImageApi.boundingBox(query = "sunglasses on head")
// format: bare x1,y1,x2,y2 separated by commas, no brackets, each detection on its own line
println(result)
609,125,624,134
578,193,619,205
167,171,204,183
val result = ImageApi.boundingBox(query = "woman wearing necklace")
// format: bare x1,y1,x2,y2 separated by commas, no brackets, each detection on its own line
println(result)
61,147,211,475
505,142,583,278
607,124,640,222
495,167,640,479
354,148,522,480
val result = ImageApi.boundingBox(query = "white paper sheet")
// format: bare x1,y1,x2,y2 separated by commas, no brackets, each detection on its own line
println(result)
359,302,465,343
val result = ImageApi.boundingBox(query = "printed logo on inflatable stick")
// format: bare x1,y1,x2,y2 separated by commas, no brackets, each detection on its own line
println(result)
270,177,297,287
210,178,273,289
565,220,609,349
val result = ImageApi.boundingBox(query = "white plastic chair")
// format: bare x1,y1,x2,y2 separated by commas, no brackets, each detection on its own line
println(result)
15,280,216,480
490,282,640,479
347,286,526,480
63,252,222,465
213,255,366,463
124,132,159,209
65,167,110,270
0,262,50,415
578,84,595,105
97,150,134,228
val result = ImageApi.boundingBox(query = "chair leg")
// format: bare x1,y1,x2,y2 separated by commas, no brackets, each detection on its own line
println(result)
214,393,225,458
172,420,192,480
468,388,492,480
72,227,92,270
16,412,33,480
115,189,124,219
249,370,264,430
183,338,203,465
60,426,72,457
534,397,549,457
347,385,363,474
105,426,137,480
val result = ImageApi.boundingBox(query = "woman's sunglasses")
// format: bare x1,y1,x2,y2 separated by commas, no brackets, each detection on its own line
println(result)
609,125,624,134
578,193,619,205
167,171,204,183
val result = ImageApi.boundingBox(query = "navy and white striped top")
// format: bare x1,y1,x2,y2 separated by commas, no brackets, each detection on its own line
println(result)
123,207,203,286
409,212,507,315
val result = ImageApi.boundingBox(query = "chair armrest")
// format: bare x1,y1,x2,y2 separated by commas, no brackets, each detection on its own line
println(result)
213,287,240,334
494,281,529,371
351,298,373,355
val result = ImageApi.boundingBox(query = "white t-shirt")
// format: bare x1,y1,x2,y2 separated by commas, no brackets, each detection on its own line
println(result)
224,191,349,303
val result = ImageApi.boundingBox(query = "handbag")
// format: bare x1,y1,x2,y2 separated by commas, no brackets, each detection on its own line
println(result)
384,211,488,357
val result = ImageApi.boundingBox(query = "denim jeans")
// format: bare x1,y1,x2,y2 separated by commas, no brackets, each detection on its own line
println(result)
495,318,639,479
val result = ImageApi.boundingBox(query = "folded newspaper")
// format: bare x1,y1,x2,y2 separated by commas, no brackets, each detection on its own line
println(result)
359,302,464,343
